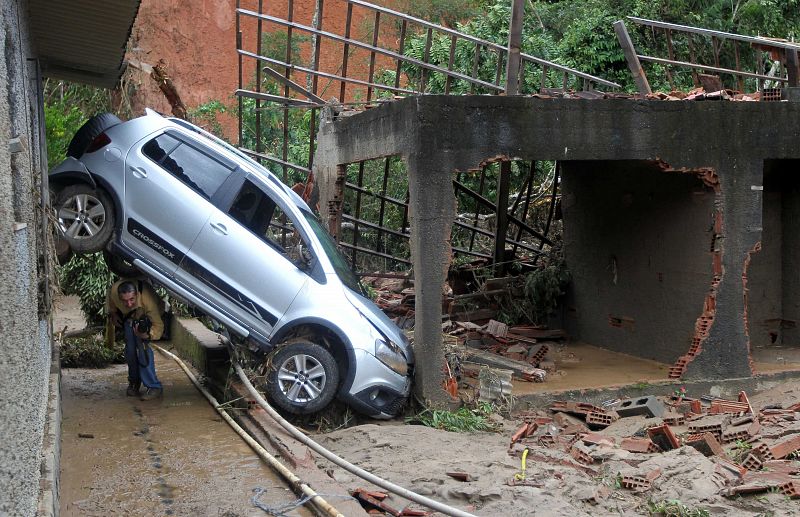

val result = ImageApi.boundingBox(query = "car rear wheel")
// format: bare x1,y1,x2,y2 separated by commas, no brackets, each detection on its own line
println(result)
265,342,339,415
66,113,121,158
54,184,115,254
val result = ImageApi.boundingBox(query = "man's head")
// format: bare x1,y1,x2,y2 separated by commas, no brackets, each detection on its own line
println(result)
117,281,139,309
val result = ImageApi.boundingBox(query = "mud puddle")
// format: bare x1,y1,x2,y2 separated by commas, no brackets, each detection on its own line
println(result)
59,351,313,516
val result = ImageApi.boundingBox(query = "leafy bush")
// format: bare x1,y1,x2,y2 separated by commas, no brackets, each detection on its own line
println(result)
58,253,115,327
60,334,124,368
408,402,500,432
524,259,571,325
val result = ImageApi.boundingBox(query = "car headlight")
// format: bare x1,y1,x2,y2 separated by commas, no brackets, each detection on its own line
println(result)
375,337,408,376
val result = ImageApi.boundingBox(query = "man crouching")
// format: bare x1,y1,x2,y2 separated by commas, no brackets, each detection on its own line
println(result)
107,279,164,400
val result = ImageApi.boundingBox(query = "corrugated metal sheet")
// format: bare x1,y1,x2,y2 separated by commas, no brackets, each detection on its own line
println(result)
29,0,142,88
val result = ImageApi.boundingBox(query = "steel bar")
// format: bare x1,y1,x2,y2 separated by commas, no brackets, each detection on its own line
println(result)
356,272,411,279
348,0,620,88
665,28,675,90
307,0,325,170
539,161,560,250
453,180,553,245
734,40,744,92
494,161,511,269
614,20,651,95
445,34,456,94
237,9,504,91
235,89,319,106
366,10,380,101
505,0,524,95
344,181,406,206
261,65,326,103
628,16,800,51
376,158,392,254
256,0,263,156
636,56,789,83
352,162,366,268
465,167,487,252
239,148,311,174
282,0,295,181
511,162,534,256
339,242,412,265
687,33,700,87
236,1,243,147
394,20,407,89
452,246,492,259
240,50,416,96
420,27,434,93
470,43,480,94
341,214,409,239
339,2,353,102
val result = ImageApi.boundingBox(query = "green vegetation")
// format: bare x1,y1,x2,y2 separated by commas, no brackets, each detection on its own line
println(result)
647,499,710,517
60,333,124,368
408,401,500,432
58,253,115,328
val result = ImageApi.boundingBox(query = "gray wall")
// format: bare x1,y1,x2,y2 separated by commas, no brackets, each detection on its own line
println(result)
316,96,800,388
561,161,715,364
748,160,800,347
0,1,52,515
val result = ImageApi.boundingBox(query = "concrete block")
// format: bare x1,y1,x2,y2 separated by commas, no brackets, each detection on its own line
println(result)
615,395,666,418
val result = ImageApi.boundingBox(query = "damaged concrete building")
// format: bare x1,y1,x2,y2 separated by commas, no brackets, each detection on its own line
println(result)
234,2,800,406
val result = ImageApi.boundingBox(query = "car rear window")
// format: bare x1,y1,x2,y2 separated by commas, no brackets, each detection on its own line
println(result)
143,133,233,200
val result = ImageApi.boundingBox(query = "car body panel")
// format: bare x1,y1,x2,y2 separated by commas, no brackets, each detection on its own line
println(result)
50,109,414,418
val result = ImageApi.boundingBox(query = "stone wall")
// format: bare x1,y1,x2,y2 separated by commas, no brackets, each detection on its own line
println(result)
0,1,52,514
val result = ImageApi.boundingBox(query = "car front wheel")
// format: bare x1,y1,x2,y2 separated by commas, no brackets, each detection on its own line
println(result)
54,184,115,254
265,341,339,415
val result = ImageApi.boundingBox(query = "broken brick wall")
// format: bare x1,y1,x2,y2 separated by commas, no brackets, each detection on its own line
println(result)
317,96,800,383
748,159,800,347
561,160,715,364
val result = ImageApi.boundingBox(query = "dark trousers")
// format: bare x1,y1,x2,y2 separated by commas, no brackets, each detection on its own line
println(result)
124,320,162,389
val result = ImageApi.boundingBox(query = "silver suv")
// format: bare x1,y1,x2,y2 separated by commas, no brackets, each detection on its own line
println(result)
50,109,413,418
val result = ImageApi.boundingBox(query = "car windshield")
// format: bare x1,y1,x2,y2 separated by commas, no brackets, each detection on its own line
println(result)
302,211,362,294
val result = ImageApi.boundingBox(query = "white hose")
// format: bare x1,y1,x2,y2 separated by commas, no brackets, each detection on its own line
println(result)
152,345,345,517
231,359,479,517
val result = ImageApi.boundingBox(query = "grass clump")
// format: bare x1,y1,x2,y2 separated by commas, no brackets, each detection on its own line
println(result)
647,499,710,517
408,402,500,433
60,334,124,368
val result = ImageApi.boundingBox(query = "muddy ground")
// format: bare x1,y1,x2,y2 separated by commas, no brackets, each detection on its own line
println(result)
313,382,800,516
56,296,798,516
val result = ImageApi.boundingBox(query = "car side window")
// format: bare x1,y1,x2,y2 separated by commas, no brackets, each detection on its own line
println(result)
229,180,308,264
142,133,232,200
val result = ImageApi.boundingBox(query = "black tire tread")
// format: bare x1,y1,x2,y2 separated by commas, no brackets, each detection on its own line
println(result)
66,113,122,158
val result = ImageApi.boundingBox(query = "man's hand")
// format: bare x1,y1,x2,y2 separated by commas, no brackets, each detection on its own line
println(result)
133,323,150,340
109,312,122,328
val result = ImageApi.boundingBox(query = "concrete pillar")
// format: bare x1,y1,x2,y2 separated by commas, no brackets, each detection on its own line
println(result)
406,152,455,408
684,156,762,379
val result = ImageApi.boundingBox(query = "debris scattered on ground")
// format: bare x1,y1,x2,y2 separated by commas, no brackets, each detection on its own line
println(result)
509,389,800,501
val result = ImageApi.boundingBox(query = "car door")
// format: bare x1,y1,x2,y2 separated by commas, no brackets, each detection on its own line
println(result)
174,176,309,340
122,131,235,275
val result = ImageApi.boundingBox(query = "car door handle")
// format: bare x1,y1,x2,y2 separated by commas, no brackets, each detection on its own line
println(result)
130,166,148,178
210,222,228,235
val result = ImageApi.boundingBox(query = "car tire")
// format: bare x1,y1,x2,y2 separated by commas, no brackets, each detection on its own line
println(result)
66,113,122,158
103,249,138,277
265,342,339,415
54,184,115,254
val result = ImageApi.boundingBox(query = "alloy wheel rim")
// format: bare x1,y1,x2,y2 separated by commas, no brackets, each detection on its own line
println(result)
277,353,327,403
58,193,106,239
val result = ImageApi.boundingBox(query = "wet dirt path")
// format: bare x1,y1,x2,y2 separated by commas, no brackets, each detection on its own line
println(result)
59,352,312,516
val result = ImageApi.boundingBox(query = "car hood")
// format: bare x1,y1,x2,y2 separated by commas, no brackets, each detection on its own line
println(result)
342,287,413,361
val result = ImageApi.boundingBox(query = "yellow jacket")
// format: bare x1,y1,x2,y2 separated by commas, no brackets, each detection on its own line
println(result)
106,279,165,340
